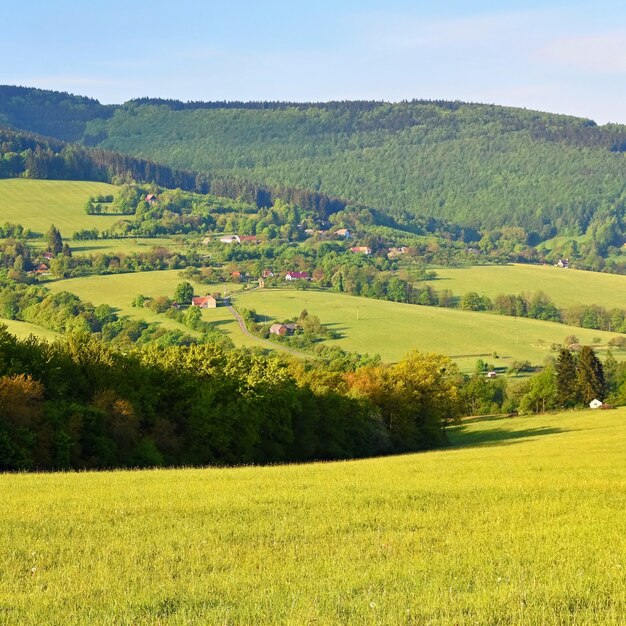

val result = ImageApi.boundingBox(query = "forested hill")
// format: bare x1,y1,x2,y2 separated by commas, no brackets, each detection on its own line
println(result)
3,85,626,237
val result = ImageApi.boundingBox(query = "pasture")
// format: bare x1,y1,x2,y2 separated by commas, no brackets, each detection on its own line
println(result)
46,271,258,347
433,263,626,309
0,408,624,624
0,179,121,235
235,288,623,367
0,319,60,341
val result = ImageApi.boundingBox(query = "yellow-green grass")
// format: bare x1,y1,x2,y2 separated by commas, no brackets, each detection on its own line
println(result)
0,179,120,235
433,263,626,308
46,271,260,347
0,318,60,341
1,408,624,625
36,238,184,257
235,288,624,368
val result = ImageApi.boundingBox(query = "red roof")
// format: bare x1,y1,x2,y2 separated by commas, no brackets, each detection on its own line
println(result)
191,296,216,307
286,271,309,279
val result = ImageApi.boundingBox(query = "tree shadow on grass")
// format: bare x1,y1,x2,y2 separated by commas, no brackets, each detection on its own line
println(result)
448,422,567,449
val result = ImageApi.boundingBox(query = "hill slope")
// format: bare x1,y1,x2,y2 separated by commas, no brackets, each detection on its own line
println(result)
1,409,624,624
3,86,626,240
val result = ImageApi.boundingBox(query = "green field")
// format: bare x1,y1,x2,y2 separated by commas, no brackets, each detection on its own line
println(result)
45,271,260,347
235,288,624,367
0,319,60,341
58,237,183,256
433,263,626,309
1,408,624,624
0,178,122,236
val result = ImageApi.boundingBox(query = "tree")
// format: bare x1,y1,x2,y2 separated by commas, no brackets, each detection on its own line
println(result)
576,346,605,404
174,282,194,305
184,306,202,330
518,366,557,414
555,348,578,407
46,224,63,255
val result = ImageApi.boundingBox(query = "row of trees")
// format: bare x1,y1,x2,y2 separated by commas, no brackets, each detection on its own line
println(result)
0,327,462,470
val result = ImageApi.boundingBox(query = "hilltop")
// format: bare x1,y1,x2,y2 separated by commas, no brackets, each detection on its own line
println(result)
2,86,626,244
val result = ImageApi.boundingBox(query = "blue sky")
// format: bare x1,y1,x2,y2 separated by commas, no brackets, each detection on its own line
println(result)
4,0,626,123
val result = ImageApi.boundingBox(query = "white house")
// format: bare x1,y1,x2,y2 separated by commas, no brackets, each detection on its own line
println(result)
589,399,603,409
220,235,241,244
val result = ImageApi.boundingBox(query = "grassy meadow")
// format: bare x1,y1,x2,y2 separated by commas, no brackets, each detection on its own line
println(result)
235,288,623,368
46,271,260,347
433,263,626,309
0,408,624,624
0,319,60,341
0,179,121,235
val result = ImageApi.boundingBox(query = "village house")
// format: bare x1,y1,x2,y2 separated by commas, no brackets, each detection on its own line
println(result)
555,259,569,268
31,263,50,276
42,251,54,260
350,246,372,255
388,247,408,258
335,228,351,239
285,271,310,281
269,323,289,336
486,371,498,379
269,322,298,336
262,269,274,278
145,193,157,204
239,235,260,244
191,295,217,309
220,235,241,244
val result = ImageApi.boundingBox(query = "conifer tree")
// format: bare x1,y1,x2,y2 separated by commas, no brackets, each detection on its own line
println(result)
555,348,578,407
46,224,63,255
575,346,605,404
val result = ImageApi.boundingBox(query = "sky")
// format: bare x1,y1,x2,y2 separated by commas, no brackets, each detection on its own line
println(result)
3,0,626,123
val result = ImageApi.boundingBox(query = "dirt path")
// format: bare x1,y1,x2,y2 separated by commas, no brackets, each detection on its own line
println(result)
225,304,313,359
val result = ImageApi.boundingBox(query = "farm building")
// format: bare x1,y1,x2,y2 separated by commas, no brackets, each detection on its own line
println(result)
239,235,260,244
145,193,157,203
388,247,408,258
285,271,310,281
556,259,569,268
191,296,217,309
270,323,297,336
269,323,289,336
220,235,241,244
350,246,372,255
589,399,603,409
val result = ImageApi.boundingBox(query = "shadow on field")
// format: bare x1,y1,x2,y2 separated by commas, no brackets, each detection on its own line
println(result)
448,423,566,449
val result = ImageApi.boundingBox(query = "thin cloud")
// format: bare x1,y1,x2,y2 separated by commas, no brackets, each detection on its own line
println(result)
538,30,626,73
356,8,554,51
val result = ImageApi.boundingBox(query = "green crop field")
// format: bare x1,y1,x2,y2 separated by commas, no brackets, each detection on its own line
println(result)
432,263,626,309
1,408,624,625
0,178,121,235
45,271,259,347
235,288,624,368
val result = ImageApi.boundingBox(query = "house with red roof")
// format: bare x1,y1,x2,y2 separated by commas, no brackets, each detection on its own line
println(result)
191,295,217,308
